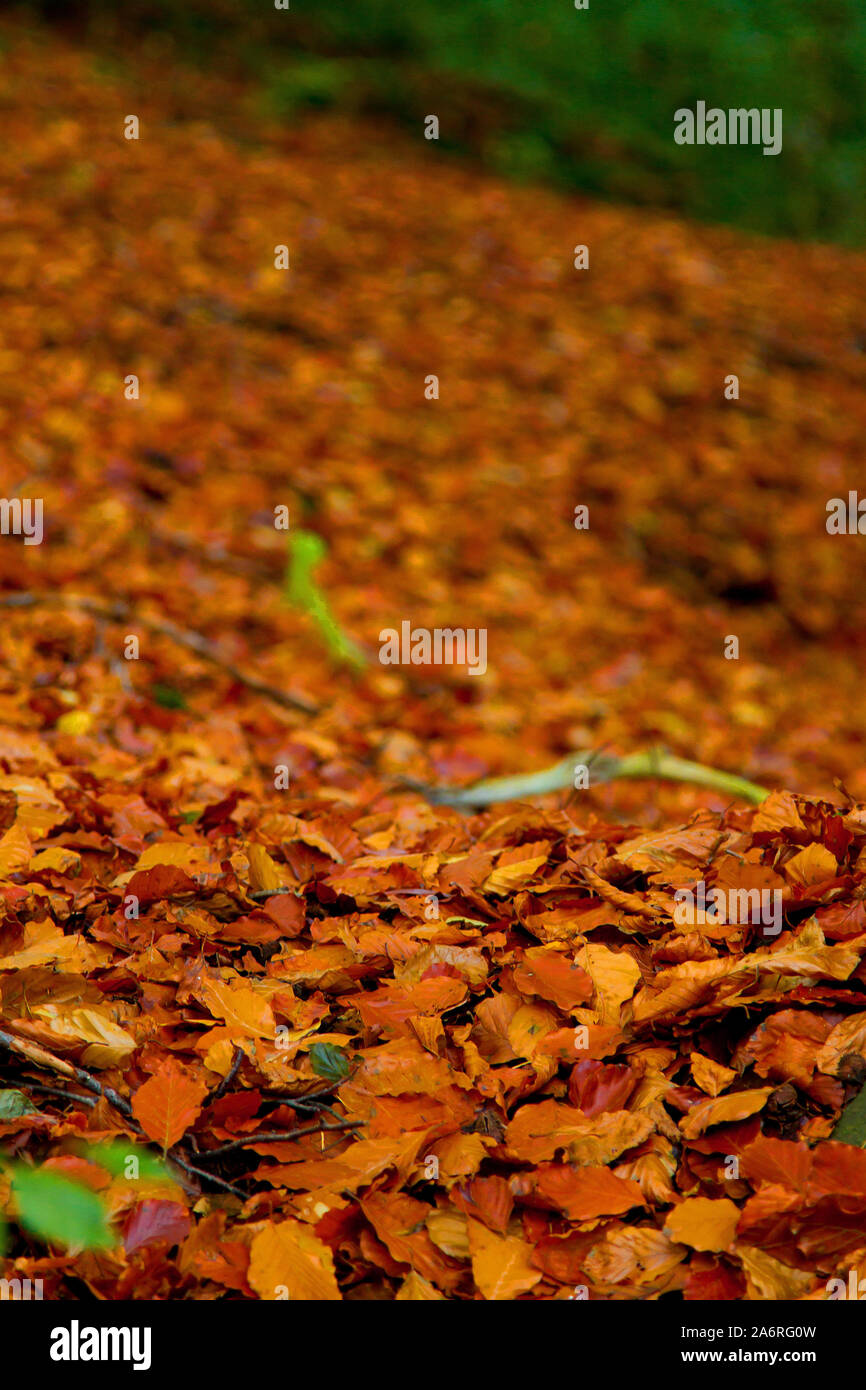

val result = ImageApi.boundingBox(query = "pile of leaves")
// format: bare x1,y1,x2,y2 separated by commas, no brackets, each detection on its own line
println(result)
3,18,866,1300
4,773,866,1300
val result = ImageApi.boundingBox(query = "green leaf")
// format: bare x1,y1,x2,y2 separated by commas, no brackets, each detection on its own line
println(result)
79,1142,174,1182
832,1081,866,1147
308,1043,351,1082
0,1089,38,1119
283,531,366,669
151,683,188,710
11,1167,115,1250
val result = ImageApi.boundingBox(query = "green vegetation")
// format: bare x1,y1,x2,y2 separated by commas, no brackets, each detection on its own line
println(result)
283,531,367,669
0,1126,175,1253
22,0,866,243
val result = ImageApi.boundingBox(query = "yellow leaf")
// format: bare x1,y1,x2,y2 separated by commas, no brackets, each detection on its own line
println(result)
576,942,641,1026
507,1002,558,1059
195,975,276,1040
0,920,78,971
428,1132,490,1180
752,792,806,834
816,1013,866,1074
33,1004,136,1068
467,1220,541,1300
0,822,32,879
679,1088,774,1139
784,843,838,887
690,1051,736,1097
738,1246,815,1300
426,1210,470,1260
248,1219,342,1300
0,776,67,835
396,1271,446,1300
247,842,287,893
55,710,93,736
483,842,550,895
130,840,217,876
29,846,81,875
664,1196,739,1252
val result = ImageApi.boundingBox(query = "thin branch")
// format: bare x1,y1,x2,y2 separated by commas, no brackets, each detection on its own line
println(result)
261,1097,341,1114
199,1118,361,1160
1,1029,252,1199
14,1081,96,1108
0,592,319,715
168,1153,249,1200
0,1029,134,1118
248,889,301,900
415,747,770,809
206,1045,244,1103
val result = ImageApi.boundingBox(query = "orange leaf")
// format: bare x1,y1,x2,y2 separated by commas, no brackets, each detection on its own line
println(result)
512,948,593,1012
131,1060,209,1150
535,1164,645,1220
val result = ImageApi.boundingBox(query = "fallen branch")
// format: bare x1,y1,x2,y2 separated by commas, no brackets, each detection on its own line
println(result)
199,1118,361,1160
167,1153,249,1200
0,592,319,715
0,1029,256,1197
206,1045,244,1103
418,747,770,809
0,1028,135,1118
248,889,302,900
13,1081,96,1109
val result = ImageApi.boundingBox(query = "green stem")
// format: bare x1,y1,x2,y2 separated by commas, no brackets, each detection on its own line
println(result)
425,747,769,809
613,751,769,806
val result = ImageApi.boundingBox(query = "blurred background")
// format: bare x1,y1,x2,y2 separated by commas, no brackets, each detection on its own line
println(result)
2,0,866,823
19,0,866,243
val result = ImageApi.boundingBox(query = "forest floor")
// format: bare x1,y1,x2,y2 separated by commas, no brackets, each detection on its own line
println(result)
2,18,866,1299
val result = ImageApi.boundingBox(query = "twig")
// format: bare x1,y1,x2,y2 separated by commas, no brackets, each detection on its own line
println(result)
416,747,770,809
15,1081,96,1109
168,1153,249,1200
0,592,319,715
206,1045,244,1103
199,1118,361,1160
1,1029,251,1199
248,889,301,900
262,1096,340,1114
0,1029,134,1118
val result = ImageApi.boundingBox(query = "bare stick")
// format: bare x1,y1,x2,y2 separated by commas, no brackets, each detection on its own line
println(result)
206,1046,244,1103
12,1081,96,1108
0,1029,134,1118
0,592,319,715
415,747,769,809
199,1118,361,1160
